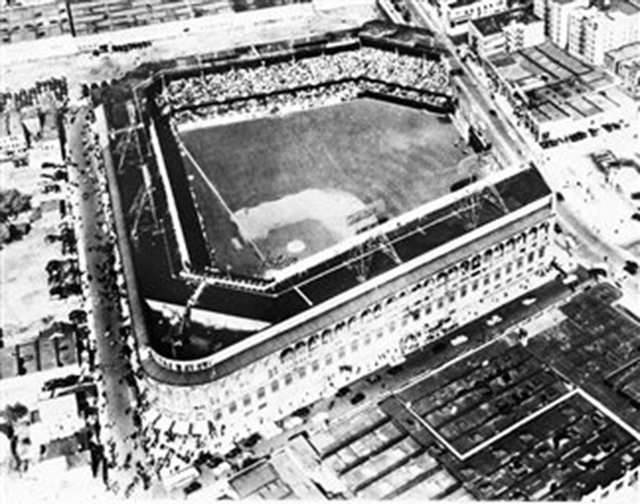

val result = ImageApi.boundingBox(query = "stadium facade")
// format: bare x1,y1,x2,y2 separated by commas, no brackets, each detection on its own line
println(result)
101,27,558,447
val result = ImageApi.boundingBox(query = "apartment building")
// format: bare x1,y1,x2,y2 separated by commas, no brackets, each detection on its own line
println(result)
468,7,545,59
568,0,640,65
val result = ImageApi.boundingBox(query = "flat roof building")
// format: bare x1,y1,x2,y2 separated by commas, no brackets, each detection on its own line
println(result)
484,42,635,142
468,8,545,59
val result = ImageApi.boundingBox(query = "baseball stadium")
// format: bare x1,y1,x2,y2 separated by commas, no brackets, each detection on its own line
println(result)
100,23,559,452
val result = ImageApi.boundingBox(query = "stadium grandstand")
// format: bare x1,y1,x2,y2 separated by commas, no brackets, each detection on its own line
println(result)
95,26,559,451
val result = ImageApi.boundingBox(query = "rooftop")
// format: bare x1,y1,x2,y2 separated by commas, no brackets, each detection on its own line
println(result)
471,7,542,37
606,41,640,62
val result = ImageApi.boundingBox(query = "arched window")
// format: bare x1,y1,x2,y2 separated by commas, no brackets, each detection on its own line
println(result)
347,316,357,330
385,296,395,306
471,255,481,269
460,260,470,273
334,322,345,337
373,303,382,315
361,307,372,321
294,341,306,356
411,282,421,293
507,238,516,251
280,347,294,364
437,272,447,284
540,222,550,234
308,334,319,352
529,227,538,240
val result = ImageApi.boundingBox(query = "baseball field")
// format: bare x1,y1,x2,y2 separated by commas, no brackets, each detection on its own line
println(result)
178,98,469,277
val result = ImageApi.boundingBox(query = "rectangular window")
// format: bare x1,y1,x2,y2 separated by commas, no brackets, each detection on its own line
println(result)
284,373,293,386
484,275,490,285
271,380,279,392
460,285,467,298
424,304,432,314
437,298,444,309
311,360,320,372
377,330,384,339
351,340,359,352
472,280,479,291
364,335,372,346
506,262,512,274
243,395,251,407
298,367,306,379
448,293,455,303
338,347,346,359
229,402,237,414
257,387,265,399
539,246,546,258
528,251,535,263
214,410,222,421
325,354,333,366
517,258,524,269
495,270,501,281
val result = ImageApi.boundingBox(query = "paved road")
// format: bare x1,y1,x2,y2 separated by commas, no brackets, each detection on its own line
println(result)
406,0,524,167
67,108,152,498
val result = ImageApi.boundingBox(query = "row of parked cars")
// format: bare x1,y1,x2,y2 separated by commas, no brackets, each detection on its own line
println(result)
540,122,624,149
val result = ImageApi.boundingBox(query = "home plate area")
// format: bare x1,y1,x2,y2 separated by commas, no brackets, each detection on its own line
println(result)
234,188,374,270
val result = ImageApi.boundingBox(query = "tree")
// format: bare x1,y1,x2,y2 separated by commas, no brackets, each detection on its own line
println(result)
0,189,32,223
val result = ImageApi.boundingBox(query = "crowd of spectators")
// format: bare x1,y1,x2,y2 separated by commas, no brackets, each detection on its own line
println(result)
0,77,68,113
173,80,360,125
157,47,450,113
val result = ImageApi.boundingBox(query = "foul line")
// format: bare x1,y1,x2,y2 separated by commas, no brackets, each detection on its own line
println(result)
178,138,268,264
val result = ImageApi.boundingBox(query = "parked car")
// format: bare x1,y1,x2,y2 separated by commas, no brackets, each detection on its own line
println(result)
350,392,366,405
450,335,468,347
183,481,202,496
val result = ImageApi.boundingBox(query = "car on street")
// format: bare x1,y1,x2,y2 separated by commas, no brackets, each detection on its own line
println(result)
282,416,303,430
336,386,351,398
350,392,366,405
292,406,310,418
624,260,638,275
486,314,503,327
522,297,537,306
183,481,202,496
450,335,468,347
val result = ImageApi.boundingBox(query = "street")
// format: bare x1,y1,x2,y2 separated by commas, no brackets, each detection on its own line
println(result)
66,107,152,498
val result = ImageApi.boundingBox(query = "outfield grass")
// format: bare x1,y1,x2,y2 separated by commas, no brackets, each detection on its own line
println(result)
179,98,468,277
